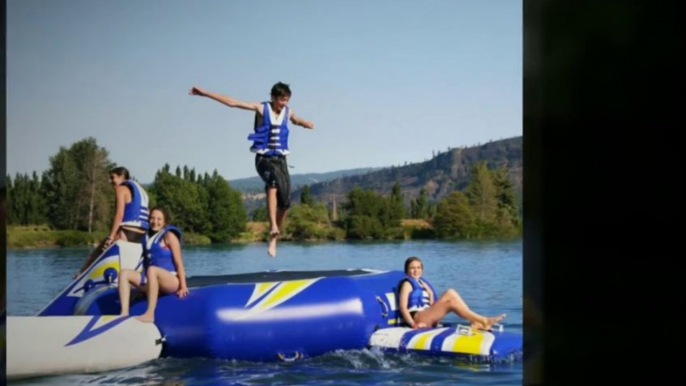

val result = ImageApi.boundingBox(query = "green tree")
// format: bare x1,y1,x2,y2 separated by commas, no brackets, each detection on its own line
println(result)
6,173,36,225
343,187,386,239
42,138,113,231
492,166,521,236
285,202,331,239
27,172,47,225
411,188,428,219
189,169,196,183
427,202,437,219
300,185,313,206
151,168,208,234
433,191,476,238
71,139,114,233
7,174,27,225
344,187,384,219
251,206,269,222
42,149,80,229
5,175,18,225
386,181,405,226
464,162,498,236
346,214,384,239
205,172,247,242
417,188,428,219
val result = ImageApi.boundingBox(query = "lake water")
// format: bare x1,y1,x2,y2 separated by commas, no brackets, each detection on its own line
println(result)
6,238,523,385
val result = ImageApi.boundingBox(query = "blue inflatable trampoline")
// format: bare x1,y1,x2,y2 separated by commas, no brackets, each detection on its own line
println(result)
8,241,522,379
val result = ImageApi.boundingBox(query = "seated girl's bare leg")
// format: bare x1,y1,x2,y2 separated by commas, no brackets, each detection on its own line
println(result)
416,288,505,330
443,289,506,328
136,267,180,323
118,269,142,316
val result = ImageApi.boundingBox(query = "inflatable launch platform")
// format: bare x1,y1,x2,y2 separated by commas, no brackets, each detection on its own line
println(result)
6,240,522,379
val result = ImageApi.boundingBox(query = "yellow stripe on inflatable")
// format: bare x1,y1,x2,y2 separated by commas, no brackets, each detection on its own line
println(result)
89,262,118,281
256,279,317,310
246,282,280,307
409,328,449,351
451,330,486,355
93,315,119,329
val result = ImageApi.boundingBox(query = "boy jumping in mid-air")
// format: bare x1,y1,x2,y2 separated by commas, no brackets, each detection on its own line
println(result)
189,82,314,257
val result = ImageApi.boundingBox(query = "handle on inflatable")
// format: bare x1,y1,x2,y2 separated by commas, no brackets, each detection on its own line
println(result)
376,296,389,317
277,351,302,362
455,324,475,336
455,323,504,335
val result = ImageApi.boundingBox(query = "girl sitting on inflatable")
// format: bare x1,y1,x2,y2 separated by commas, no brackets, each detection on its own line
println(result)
118,206,189,323
398,256,505,330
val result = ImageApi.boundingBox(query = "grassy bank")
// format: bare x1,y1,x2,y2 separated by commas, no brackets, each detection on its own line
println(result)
6,225,215,249
7,220,438,249
7,223,268,249
7,225,106,249
241,219,434,242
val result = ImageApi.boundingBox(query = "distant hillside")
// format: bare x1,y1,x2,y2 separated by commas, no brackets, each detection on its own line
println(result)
228,167,381,193
293,136,522,208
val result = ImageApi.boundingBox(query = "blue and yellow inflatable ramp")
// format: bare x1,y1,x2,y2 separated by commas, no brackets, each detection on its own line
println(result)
369,324,522,361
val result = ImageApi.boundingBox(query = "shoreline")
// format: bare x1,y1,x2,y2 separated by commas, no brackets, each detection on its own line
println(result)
7,221,521,250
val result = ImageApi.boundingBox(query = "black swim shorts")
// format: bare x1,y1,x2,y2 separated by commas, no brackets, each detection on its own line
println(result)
121,228,145,243
255,154,291,209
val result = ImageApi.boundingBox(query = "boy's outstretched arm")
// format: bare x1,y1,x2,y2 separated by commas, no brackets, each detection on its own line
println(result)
289,110,315,129
189,86,262,113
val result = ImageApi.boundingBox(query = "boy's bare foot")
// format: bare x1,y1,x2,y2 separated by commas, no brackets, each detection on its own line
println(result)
135,313,155,323
120,313,129,317
268,237,277,257
267,229,279,257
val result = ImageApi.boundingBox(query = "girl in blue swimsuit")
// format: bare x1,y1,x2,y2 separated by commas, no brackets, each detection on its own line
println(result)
398,256,505,330
118,206,189,323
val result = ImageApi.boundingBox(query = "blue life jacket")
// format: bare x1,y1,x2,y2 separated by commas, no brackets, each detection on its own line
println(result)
142,225,182,273
120,180,150,230
403,276,437,313
248,101,290,156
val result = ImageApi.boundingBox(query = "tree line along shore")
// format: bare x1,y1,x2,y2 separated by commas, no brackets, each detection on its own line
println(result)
6,137,521,249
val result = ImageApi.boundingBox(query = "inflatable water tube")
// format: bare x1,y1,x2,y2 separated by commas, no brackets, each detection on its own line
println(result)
7,241,522,379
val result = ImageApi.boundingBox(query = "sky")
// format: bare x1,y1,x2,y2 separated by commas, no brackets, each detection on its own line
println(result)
7,0,522,183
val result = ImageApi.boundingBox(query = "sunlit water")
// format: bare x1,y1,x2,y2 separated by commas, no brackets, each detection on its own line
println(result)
7,239,523,385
